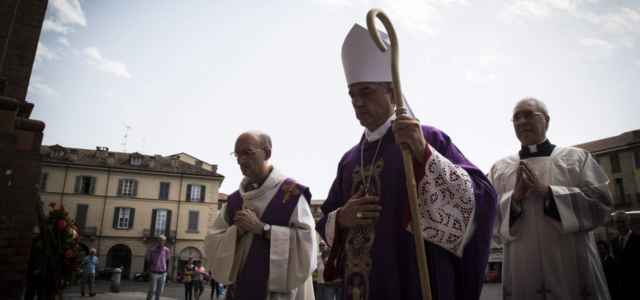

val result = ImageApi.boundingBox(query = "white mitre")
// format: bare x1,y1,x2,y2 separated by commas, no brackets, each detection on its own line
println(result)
341,23,392,85
340,23,415,116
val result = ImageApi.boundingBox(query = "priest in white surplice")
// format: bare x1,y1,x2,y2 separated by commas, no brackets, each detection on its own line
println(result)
489,98,613,300
204,131,317,300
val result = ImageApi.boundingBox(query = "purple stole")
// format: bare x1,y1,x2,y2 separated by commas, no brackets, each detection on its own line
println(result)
226,178,311,300
318,125,497,300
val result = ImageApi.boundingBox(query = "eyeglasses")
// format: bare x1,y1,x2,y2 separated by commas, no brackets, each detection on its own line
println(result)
511,111,545,123
230,148,263,159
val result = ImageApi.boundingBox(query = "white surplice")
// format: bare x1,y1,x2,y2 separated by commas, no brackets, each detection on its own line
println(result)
489,146,612,300
204,169,317,300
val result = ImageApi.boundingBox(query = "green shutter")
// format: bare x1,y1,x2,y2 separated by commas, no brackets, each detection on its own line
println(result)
76,204,88,229
150,209,157,236
74,176,82,193
165,210,172,237
129,208,135,229
89,177,96,195
200,185,206,202
186,184,192,201
40,173,48,191
113,207,120,229
117,179,124,195
132,180,138,197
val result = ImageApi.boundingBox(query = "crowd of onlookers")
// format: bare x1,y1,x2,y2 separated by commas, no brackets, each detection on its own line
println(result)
597,212,640,300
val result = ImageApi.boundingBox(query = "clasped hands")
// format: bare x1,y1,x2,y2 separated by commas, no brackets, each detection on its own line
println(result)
512,161,550,204
234,209,264,236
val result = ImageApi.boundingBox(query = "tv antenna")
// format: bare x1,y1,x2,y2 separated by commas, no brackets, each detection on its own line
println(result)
121,124,132,152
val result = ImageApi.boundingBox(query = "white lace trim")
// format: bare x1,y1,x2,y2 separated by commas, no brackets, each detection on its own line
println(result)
414,146,475,257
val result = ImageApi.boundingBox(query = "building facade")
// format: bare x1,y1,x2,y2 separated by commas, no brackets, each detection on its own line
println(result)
39,145,224,279
576,129,640,214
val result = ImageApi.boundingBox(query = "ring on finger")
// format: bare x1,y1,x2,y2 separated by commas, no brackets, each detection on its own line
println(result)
356,212,363,219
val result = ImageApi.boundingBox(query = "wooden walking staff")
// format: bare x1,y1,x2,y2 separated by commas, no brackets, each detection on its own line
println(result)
366,9,433,300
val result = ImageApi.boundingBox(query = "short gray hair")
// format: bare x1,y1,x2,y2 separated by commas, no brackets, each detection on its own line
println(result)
516,97,550,118
247,130,272,151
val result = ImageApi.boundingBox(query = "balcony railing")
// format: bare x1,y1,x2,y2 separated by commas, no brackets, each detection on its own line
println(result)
143,229,177,243
78,226,97,237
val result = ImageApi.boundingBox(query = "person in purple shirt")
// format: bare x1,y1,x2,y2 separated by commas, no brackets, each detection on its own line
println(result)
145,235,170,300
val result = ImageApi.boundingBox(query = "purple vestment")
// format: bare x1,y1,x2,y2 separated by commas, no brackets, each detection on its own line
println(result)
226,179,311,300
317,125,497,300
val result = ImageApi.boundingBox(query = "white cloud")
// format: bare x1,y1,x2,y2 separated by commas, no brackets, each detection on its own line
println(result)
452,51,508,85
57,37,71,47
84,47,132,79
43,19,71,34
35,42,59,62
42,0,86,36
464,70,497,85
579,37,615,50
582,7,640,35
51,0,87,26
29,77,58,97
500,0,595,23
382,0,468,35
635,60,640,68
314,0,357,7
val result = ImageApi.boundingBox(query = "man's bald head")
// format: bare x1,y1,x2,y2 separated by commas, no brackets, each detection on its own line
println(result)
234,131,273,182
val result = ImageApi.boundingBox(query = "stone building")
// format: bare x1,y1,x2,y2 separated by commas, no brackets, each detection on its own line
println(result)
0,0,48,298
39,145,224,279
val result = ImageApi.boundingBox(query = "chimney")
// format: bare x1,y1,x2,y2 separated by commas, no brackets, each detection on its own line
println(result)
96,146,109,158
67,149,79,162
171,157,179,168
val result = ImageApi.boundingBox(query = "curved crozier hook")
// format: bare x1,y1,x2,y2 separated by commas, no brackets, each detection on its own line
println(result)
366,9,405,112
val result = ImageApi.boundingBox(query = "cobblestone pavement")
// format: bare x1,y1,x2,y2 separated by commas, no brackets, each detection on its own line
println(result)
60,279,501,300
62,279,224,300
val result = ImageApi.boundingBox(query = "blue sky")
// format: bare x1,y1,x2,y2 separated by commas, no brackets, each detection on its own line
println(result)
30,0,640,197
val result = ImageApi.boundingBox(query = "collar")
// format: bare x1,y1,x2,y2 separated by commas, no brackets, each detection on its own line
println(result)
364,114,396,142
519,139,556,159
239,167,286,200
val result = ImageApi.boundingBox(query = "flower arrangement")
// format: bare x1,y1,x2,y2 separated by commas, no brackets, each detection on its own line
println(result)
33,203,82,293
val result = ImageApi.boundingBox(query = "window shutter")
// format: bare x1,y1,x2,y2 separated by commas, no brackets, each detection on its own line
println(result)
188,211,199,231
113,207,120,228
89,177,96,195
194,211,199,231
76,204,88,229
132,180,138,197
117,179,124,195
186,184,192,201
159,182,170,200
200,185,206,202
74,176,82,193
129,208,135,229
40,173,48,192
165,210,172,237
150,209,157,236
